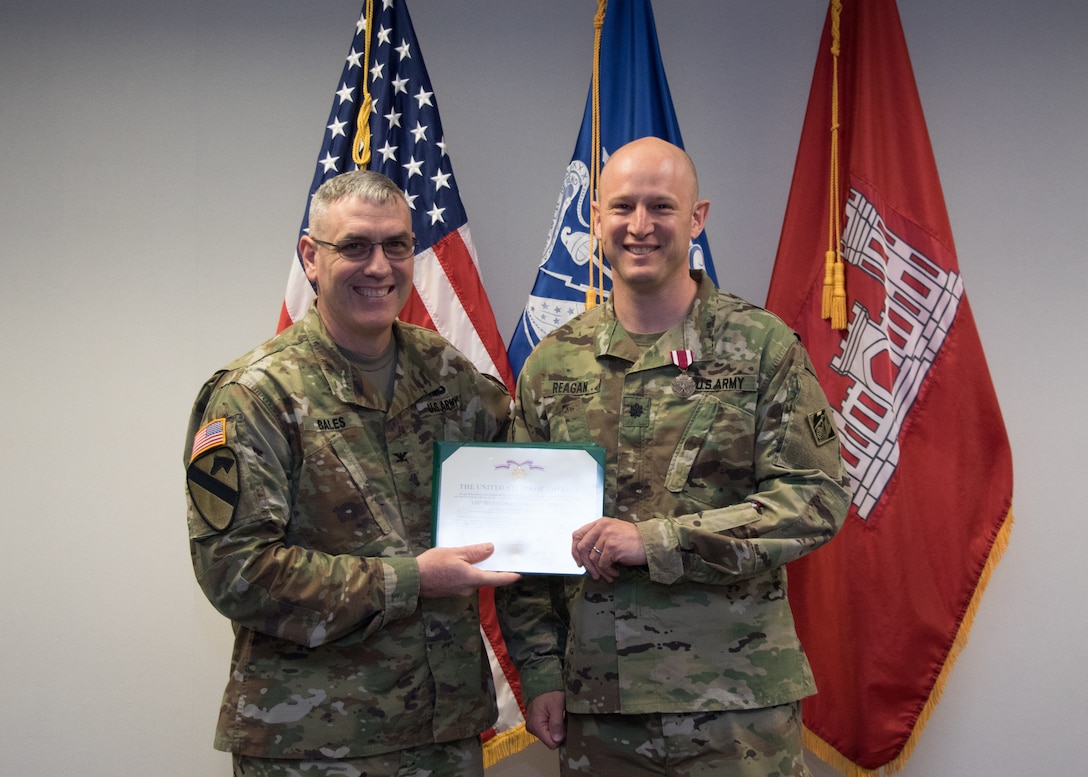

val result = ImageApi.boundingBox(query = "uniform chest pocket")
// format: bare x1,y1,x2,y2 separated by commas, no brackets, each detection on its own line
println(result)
542,392,598,443
295,431,394,553
664,393,756,508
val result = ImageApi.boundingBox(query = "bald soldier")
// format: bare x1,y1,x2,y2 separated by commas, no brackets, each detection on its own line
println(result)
496,137,850,777
184,170,518,777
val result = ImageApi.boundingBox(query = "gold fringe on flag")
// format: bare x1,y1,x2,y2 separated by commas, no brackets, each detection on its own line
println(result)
823,0,847,330
802,507,1015,775
352,0,376,167
585,0,607,310
482,722,540,769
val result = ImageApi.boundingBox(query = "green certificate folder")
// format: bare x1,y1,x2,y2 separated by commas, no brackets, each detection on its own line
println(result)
432,442,605,574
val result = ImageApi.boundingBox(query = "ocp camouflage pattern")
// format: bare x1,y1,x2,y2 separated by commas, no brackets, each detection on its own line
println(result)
563,704,808,777
184,307,511,758
496,272,850,714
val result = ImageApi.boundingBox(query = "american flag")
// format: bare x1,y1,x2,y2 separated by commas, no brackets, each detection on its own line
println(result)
189,418,225,461
277,0,526,764
278,0,514,393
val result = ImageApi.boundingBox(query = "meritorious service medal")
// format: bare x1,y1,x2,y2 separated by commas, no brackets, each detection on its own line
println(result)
670,349,695,397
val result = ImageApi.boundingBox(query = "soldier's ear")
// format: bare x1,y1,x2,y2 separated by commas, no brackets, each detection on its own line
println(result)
690,199,710,240
300,236,319,285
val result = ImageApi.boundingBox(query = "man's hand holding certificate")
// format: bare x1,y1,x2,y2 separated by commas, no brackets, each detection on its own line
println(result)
432,442,605,574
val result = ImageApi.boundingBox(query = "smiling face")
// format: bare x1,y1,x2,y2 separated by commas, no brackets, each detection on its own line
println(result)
299,194,414,356
593,137,709,300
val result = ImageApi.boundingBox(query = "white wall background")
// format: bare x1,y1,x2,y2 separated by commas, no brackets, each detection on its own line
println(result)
1,1,1084,775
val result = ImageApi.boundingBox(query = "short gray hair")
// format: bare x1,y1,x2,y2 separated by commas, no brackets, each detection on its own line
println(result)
308,170,409,231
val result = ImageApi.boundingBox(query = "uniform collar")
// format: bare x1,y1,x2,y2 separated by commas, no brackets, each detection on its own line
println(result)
594,270,717,370
301,307,445,412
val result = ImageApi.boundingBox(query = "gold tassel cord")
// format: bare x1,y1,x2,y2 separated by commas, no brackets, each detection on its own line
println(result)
824,0,847,330
585,0,607,310
821,0,840,321
831,259,846,329
822,250,835,321
352,0,376,167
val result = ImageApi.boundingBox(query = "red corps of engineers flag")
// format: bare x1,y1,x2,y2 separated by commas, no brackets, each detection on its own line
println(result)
277,0,529,766
767,1,1014,773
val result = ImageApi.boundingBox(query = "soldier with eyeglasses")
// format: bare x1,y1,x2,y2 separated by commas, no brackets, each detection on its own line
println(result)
184,170,518,777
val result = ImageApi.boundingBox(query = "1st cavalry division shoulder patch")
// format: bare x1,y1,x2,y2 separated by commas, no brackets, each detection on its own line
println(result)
187,418,239,531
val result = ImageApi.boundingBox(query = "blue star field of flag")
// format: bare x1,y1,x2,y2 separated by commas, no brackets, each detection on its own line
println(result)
297,0,467,254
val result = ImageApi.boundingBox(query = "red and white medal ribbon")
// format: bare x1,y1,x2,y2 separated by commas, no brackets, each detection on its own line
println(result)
670,350,694,370
670,349,695,397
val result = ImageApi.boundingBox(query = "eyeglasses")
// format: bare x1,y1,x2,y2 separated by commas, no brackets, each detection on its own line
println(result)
310,236,418,261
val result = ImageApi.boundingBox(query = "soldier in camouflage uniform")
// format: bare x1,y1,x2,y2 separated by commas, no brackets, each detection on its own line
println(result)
496,138,850,776
184,171,519,777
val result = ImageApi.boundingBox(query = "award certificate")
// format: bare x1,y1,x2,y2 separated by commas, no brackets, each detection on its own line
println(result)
432,442,605,574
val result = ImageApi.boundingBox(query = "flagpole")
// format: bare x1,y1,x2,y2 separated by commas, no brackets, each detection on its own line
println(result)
586,0,606,311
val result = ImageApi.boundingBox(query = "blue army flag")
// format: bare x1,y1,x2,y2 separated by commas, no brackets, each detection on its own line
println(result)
506,0,718,375
277,0,527,765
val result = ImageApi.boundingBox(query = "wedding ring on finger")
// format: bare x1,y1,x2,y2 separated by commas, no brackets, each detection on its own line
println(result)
592,546,603,555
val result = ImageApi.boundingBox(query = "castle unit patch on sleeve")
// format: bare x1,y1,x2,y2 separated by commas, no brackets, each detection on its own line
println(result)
808,408,839,446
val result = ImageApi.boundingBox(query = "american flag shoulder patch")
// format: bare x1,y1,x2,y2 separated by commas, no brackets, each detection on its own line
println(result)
190,418,227,461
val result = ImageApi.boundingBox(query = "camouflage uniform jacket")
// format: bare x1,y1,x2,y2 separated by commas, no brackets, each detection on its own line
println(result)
184,307,511,758
497,271,849,714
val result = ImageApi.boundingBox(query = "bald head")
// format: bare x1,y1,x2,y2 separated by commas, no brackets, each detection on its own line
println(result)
600,137,701,205
591,137,710,331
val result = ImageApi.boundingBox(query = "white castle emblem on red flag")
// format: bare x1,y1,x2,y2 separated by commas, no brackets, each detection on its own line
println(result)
831,189,964,519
